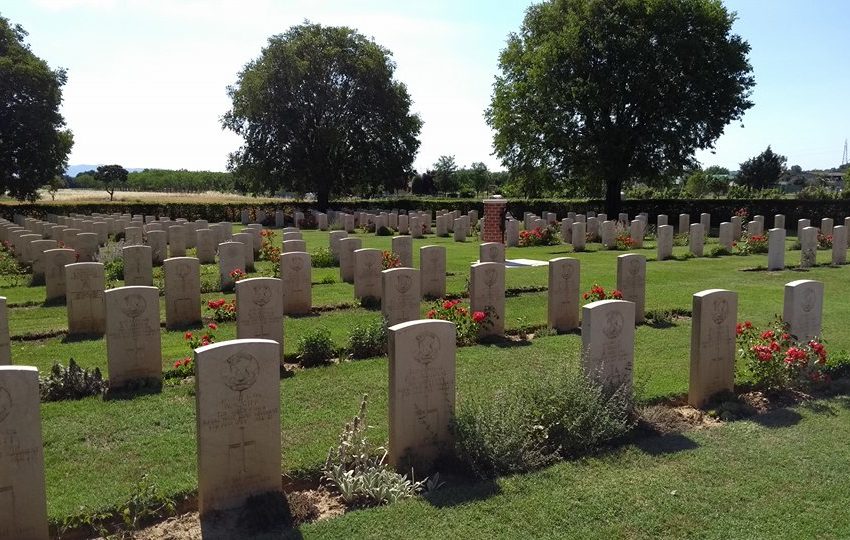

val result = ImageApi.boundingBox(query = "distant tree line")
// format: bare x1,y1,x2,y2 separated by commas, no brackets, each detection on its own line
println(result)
68,168,235,193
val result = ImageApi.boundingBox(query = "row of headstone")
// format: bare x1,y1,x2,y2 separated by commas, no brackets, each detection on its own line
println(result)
0,263,828,534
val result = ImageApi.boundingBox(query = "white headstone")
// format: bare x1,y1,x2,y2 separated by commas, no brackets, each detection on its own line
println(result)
382,268,421,326
616,254,646,323
65,262,106,335
783,280,823,342
388,319,455,471
0,366,49,539
657,224,673,260
581,299,635,392
547,257,579,332
123,245,153,286
236,278,284,361
194,339,281,515
469,262,505,337
105,286,162,388
280,252,311,315
164,257,202,329
354,248,383,302
688,289,737,407
218,242,245,291
767,228,786,271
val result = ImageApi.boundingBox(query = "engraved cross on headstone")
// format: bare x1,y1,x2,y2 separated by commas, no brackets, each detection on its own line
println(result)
228,426,256,475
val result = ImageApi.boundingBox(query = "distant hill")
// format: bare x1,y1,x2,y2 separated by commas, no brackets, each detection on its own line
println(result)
66,164,145,176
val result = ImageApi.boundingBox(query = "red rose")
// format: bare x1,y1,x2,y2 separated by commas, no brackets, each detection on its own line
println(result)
472,311,486,323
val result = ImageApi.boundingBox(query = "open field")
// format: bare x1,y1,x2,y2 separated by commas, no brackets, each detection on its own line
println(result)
3,223,849,537
27,189,284,204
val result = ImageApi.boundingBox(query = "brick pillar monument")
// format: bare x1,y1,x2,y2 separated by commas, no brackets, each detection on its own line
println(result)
482,197,508,243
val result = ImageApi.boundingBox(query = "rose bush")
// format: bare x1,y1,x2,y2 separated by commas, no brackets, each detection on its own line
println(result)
735,233,768,255
206,298,237,322
737,318,828,390
582,284,623,304
519,226,559,247
382,250,401,270
426,298,492,345
167,323,219,378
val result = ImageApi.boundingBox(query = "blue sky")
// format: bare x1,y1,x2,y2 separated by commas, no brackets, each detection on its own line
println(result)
3,0,849,174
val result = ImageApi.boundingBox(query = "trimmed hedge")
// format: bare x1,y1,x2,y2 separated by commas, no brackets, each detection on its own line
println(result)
3,198,849,232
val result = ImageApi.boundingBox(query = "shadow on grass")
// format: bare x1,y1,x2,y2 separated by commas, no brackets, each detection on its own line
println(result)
199,492,307,540
800,400,839,416
750,407,802,428
479,336,533,349
61,332,103,343
288,312,321,319
642,318,676,329
104,378,163,401
633,433,699,456
549,328,581,337
162,321,206,331
422,477,501,509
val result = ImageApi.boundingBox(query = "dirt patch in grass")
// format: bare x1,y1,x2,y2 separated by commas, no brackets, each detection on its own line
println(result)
129,488,342,540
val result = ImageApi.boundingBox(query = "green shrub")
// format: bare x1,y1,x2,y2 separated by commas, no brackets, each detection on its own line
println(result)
376,225,393,236
826,350,850,379
672,233,689,246
311,247,337,268
347,320,387,359
40,359,106,402
453,367,634,478
319,275,336,285
97,241,125,281
709,245,732,257
297,328,336,367
104,258,124,281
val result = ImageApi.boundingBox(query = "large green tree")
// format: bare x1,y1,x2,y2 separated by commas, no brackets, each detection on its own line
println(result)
486,0,754,214
737,146,786,189
94,164,128,201
432,155,459,193
0,16,73,201
222,23,422,209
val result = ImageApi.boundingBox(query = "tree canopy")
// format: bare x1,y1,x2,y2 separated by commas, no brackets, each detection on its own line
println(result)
222,22,422,209
737,146,786,189
486,0,755,214
94,164,128,201
432,155,459,193
0,16,73,201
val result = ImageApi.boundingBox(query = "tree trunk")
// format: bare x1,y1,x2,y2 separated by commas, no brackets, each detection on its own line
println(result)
604,176,622,217
316,187,329,212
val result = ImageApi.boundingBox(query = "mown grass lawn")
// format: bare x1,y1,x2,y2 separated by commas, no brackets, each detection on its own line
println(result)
298,397,850,539
3,225,849,533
